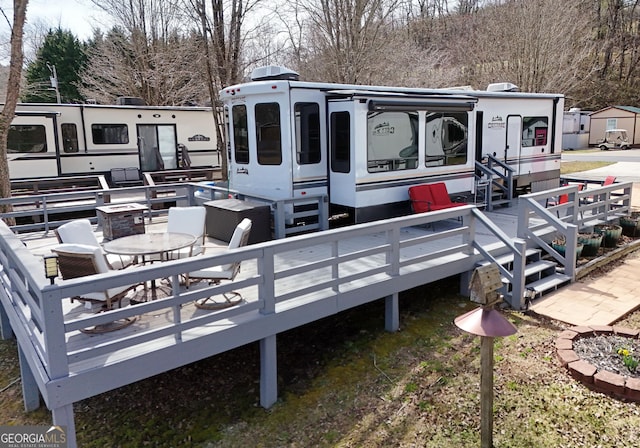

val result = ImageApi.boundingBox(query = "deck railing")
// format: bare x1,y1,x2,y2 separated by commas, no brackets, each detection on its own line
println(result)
1,183,631,445
517,181,632,290
0,183,329,240
1,205,520,436
475,154,515,211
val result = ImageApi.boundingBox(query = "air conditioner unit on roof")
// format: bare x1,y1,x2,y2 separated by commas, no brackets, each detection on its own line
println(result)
251,66,300,81
486,82,519,92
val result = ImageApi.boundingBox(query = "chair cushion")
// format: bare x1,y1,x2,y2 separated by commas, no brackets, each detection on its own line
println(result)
189,265,235,281
408,185,435,213
52,244,135,301
106,253,136,270
56,219,101,246
429,182,454,206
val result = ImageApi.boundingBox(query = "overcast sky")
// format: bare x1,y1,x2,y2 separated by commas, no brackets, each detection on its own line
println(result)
27,0,112,40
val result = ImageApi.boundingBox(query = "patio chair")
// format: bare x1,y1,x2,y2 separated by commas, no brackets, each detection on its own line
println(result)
152,206,206,261
546,193,569,217
408,182,467,213
51,243,139,333
55,219,134,269
188,218,252,310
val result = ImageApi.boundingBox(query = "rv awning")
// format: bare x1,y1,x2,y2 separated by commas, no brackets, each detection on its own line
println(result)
367,97,477,112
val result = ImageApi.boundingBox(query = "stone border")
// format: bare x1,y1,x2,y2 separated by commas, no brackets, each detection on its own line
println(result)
556,325,640,402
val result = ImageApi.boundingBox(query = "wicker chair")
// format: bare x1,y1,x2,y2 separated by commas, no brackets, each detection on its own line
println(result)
55,219,134,269
51,243,139,333
188,218,252,310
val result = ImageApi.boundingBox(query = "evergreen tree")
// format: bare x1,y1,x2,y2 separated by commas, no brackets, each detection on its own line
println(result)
22,28,88,103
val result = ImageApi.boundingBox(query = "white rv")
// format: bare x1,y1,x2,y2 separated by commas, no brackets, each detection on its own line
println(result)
6,102,218,181
220,66,564,224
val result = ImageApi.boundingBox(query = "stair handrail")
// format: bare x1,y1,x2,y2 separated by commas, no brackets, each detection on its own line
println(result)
469,208,528,309
517,189,579,282
475,153,515,211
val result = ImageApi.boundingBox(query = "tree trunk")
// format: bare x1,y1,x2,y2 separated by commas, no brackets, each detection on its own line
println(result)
0,0,29,226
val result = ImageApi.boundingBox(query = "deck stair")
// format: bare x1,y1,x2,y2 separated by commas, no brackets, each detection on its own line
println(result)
478,247,571,305
474,154,514,211
475,178,511,209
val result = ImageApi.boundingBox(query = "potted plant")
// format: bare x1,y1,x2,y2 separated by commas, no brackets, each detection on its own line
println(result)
594,224,623,248
578,232,603,257
619,211,640,237
551,235,584,258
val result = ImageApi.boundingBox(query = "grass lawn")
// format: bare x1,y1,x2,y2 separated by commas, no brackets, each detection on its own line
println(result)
2,270,640,447
561,160,615,175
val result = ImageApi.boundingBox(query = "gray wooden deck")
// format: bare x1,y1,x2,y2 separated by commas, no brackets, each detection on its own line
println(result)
0,180,633,447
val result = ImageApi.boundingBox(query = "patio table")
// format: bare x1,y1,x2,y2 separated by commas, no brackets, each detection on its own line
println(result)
103,232,196,301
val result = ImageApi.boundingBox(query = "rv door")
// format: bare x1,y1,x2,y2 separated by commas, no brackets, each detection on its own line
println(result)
506,115,522,174
227,99,292,200
138,124,178,171
327,100,355,209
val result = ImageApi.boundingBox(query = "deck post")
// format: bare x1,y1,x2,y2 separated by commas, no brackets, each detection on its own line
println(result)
384,293,399,332
52,404,77,448
259,334,278,408
0,303,13,339
510,238,528,310
18,345,40,411
459,270,472,296
273,201,286,239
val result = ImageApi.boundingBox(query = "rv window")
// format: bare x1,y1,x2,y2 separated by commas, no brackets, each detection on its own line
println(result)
7,125,47,153
295,102,321,164
91,124,129,144
331,111,350,173
232,105,249,164
255,103,282,165
522,116,548,147
61,123,79,153
367,111,418,172
424,112,468,167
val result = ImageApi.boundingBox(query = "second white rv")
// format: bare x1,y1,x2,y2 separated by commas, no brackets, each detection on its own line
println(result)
7,102,219,181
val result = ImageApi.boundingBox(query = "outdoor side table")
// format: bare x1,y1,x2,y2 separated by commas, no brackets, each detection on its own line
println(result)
204,199,271,244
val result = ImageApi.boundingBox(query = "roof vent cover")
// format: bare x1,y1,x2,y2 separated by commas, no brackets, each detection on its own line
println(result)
486,82,519,92
250,66,300,81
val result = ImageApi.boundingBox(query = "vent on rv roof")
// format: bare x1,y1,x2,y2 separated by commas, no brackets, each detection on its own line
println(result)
486,82,519,92
251,66,300,81
116,96,146,106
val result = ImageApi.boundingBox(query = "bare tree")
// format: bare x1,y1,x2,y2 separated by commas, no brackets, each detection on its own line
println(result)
80,27,205,105
452,0,598,95
80,0,206,105
0,0,28,221
585,0,640,107
184,0,266,178
293,0,402,83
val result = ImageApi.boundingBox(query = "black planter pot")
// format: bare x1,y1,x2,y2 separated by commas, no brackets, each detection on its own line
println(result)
552,241,584,259
594,224,622,248
620,212,640,237
578,233,603,257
